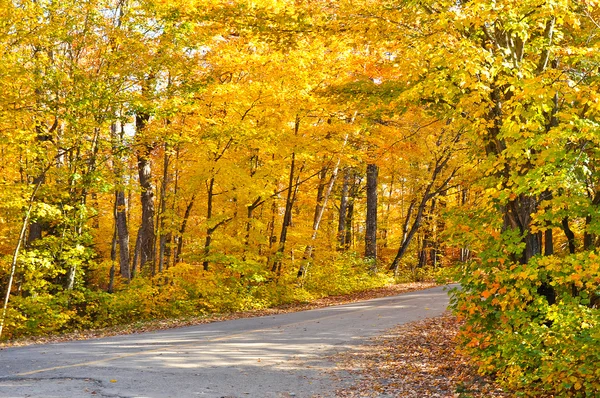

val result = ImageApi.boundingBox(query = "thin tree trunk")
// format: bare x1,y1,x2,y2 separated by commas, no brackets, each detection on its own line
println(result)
459,187,470,261
344,171,361,250
271,153,301,274
297,143,346,278
337,168,350,249
584,192,600,250
67,127,101,291
543,190,554,256
115,190,130,279
203,177,215,271
268,195,277,250
389,153,458,273
157,144,170,273
382,173,395,248
345,200,355,250
244,196,262,257
562,216,576,254
174,193,196,265
390,198,416,273
0,179,42,339
109,219,117,293
132,232,141,278
312,166,329,227
201,138,234,270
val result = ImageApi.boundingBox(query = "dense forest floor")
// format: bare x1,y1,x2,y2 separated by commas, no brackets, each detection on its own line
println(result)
334,312,509,398
1,281,437,348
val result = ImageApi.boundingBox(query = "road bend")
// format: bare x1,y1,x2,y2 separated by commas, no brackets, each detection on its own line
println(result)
0,284,455,398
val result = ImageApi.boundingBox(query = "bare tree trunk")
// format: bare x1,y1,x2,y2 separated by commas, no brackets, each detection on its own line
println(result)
135,112,155,274
365,163,378,264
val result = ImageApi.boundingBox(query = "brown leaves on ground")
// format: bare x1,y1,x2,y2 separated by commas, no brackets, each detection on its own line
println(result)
335,312,510,398
1,282,437,348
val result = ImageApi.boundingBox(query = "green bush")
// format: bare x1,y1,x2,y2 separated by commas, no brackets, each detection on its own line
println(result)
452,249,600,397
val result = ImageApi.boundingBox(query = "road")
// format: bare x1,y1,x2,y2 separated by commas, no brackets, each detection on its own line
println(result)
0,285,454,398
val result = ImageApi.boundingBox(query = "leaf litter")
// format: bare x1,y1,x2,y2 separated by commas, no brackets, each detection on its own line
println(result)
334,312,510,397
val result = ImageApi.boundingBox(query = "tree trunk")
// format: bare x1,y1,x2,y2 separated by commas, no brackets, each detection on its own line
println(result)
343,171,361,250
389,150,458,273
584,192,600,250
135,113,155,273
203,177,215,271
115,190,130,279
109,221,117,293
173,193,196,265
0,179,42,339
111,123,131,279
418,199,437,268
271,152,300,274
382,173,394,248
157,144,170,273
244,197,262,256
337,168,350,249
364,163,378,263
313,166,328,227
345,200,355,250
561,216,576,254
298,146,345,278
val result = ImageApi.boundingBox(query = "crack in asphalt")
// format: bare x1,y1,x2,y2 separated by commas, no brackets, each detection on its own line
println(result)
0,375,130,398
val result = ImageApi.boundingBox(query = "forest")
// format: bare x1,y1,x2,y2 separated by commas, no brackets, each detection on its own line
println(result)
0,0,599,396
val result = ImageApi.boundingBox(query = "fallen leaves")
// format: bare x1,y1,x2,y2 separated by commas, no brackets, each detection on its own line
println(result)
334,312,509,397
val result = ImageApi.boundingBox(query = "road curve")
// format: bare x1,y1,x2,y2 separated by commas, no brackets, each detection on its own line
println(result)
0,284,455,398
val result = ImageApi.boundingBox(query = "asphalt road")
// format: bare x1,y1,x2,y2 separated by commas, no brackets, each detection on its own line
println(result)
0,285,454,398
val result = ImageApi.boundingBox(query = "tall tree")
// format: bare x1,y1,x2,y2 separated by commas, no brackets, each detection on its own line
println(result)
364,163,378,263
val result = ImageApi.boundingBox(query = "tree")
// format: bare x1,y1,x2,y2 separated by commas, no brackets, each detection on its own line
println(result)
364,163,378,264
394,0,600,394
